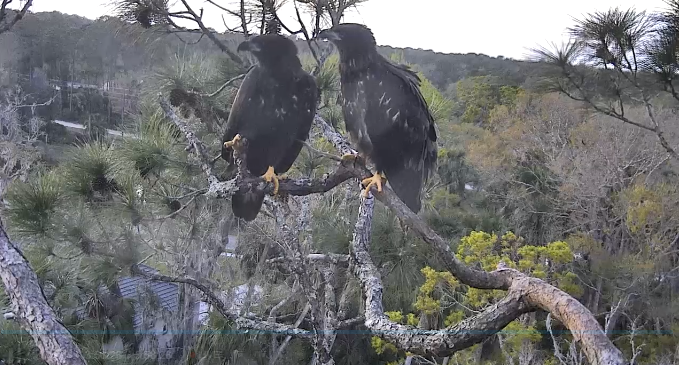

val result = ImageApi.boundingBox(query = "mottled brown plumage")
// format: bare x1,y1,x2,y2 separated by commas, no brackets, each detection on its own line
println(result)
221,34,318,221
319,24,438,213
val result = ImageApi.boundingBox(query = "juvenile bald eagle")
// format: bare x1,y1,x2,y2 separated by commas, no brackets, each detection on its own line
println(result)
221,34,318,221
318,24,438,213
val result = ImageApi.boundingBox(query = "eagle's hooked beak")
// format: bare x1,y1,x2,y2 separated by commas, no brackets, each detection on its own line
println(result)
237,40,260,53
317,29,341,41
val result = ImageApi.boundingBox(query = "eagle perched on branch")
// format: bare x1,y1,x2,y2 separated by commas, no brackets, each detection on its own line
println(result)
221,35,318,221
318,23,438,213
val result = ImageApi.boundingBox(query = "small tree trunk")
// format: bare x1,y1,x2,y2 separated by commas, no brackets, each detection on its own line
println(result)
0,223,87,365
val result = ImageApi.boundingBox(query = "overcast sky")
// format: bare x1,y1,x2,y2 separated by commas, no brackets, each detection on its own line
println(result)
18,0,668,60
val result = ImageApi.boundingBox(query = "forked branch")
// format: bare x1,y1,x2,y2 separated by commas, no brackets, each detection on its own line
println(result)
159,95,627,365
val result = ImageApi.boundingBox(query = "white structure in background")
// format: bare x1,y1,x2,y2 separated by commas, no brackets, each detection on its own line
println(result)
51,119,139,139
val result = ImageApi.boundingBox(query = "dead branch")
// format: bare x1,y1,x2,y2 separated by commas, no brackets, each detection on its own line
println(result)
130,264,315,337
0,0,32,34
159,95,627,365
266,253,350,265
348,193,532,357
177,0,244,66
206,73,247,98
555,63,678,160
269,303,312,365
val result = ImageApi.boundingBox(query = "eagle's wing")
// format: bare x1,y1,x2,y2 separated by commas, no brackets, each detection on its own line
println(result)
354,58,438,213
381,59,438,176
274,72,319,173
339,68,371,156
221,66,261,163
383,61,438,143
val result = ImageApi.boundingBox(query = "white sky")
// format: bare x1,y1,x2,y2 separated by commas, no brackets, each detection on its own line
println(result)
15,0,668,60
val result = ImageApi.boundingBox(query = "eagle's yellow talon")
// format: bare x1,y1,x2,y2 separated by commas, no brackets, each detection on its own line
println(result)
361,172,383,197
262,166,280,195
223,134,242,149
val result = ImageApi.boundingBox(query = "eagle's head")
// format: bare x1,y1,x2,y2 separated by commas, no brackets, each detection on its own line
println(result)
237,34,300,68
317,23,377,57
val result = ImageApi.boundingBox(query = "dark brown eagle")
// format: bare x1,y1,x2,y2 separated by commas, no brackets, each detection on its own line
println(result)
221,34,318,221
318,23,438,213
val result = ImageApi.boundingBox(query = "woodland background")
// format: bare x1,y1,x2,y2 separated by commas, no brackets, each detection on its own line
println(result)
0,0,678,364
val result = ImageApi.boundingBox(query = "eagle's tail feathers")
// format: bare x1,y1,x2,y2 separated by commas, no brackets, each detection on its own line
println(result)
385,167,423,214
231,191,265,222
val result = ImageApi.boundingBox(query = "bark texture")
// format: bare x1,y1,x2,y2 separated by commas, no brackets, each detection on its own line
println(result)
0,222,87,365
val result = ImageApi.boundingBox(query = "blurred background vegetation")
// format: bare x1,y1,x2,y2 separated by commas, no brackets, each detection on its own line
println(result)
0,1,677,364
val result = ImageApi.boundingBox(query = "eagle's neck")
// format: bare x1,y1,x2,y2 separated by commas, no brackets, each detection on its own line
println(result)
338,49,378,76
260,58,303,80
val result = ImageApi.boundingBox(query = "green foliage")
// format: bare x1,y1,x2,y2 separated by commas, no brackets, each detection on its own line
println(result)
414,266,458,314
622,182,678,241
0,319,43,364
5,170,64,235
193,310,273,364
454,76,520,125
0,288,43,363
501,320,542,347
119,110,177,178
64,141,120,200
305,53,341,109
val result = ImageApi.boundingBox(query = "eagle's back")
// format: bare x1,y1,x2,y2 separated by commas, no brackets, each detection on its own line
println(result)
339,56,438,212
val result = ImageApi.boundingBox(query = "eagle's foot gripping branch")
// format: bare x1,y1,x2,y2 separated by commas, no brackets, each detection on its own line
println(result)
262,166,282,195
361,172,384,197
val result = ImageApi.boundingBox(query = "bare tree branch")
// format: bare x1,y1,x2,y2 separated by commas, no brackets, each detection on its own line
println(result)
0,0,32,34
130,264,314,337
159,94,628,365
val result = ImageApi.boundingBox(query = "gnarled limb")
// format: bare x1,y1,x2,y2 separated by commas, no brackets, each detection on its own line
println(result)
315,115,626,365
159,96,627,365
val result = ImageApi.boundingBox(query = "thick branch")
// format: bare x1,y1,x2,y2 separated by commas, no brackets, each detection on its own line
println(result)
159,95,218,184
267,253,349,265
160,92,627,365
313,115,357,156
0,222,87,365
206,166,356,199
350,192,626,363
349,194,532,357
515,271,627,365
